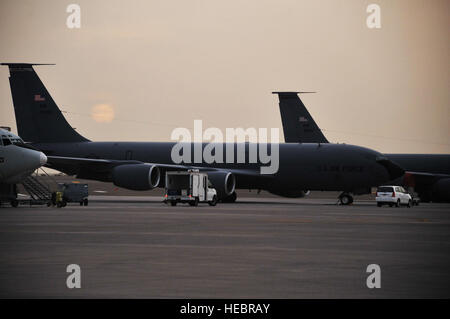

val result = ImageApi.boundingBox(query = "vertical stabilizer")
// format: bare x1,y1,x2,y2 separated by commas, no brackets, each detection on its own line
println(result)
1,63,89,143
273,91,328,143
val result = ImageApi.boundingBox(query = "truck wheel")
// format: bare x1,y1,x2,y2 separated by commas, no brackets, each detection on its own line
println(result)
192,197,199,207
208,196,218,206
170,201,177,206
84,199,88,206
10,199,18,208
80,201,83,206
377,202,382,207
62,200,67,207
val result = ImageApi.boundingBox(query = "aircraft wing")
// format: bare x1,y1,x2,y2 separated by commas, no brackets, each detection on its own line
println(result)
404,171,450,186
46,156,273,182
46,156,198,178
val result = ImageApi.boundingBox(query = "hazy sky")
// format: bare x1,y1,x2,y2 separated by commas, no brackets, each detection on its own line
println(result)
0,0,449,153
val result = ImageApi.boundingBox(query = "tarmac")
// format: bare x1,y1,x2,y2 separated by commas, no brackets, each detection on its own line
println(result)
0,195,449,298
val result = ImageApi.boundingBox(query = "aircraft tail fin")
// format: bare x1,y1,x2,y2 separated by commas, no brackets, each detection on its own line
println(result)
1,63,89,143
272,91,328,143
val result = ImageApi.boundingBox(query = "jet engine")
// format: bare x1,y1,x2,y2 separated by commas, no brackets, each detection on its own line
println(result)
432,178,450,202
207,171,236,198
112,164,160,190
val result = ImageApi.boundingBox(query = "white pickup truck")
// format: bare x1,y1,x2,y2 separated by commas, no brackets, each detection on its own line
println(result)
164,170,218,206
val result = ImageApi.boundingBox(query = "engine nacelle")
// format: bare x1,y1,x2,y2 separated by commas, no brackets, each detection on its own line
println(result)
207,171,236,198
432,178,450,202
112,164,160,190
268,189,309,198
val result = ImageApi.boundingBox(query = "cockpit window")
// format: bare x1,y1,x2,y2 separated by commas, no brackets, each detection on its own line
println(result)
10,138,24,145
2,137,11,146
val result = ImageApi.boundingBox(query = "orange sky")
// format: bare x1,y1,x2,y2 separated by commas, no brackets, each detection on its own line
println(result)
0,0,449,153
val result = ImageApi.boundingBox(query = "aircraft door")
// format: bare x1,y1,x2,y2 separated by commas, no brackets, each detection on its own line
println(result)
192,174,199,197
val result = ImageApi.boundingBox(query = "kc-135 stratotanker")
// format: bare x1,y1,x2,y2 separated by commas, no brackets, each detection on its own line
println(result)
274,91,450,202
1,63,404,204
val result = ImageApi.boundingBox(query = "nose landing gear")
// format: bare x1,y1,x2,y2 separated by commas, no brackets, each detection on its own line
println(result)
339,192,353,205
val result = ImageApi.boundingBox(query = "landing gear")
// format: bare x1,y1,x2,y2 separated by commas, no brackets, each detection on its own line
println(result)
221,192,237,203
339,193,353,205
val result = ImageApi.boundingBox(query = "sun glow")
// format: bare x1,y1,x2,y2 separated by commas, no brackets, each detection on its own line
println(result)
91,104,115,123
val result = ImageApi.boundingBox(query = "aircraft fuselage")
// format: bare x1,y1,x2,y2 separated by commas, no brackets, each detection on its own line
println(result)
34,141,396,193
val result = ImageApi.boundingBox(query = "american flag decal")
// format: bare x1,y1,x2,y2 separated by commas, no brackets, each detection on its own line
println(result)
34,94,45,101
299,116,308,123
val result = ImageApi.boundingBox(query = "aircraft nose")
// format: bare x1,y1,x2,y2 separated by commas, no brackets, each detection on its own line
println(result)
376,156,404,180
39,152,47,165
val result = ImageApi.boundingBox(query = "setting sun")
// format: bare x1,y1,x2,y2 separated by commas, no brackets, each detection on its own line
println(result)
91,104,115,123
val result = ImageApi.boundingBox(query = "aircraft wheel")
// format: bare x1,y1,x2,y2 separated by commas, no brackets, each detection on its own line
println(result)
339,194,353,205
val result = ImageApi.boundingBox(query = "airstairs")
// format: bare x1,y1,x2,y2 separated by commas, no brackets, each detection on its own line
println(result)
19,168,55,206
